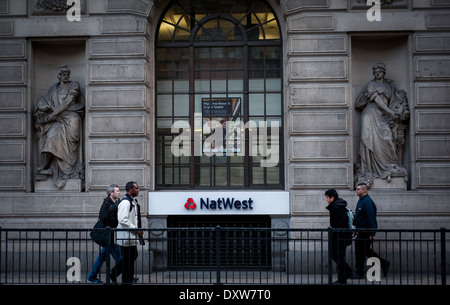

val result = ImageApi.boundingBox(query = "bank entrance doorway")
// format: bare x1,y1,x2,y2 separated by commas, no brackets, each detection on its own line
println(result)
167,215,271,270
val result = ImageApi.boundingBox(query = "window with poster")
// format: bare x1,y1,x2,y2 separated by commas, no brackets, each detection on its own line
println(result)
155,0,283,189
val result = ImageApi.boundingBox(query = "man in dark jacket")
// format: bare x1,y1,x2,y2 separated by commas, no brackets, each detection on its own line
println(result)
87,184,123,283
354,183,390,278
325,189,354,284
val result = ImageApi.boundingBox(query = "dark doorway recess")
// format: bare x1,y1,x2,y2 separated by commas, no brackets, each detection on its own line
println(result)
167,215,271,270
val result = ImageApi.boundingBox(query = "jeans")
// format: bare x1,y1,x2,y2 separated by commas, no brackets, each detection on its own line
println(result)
88,243,122,280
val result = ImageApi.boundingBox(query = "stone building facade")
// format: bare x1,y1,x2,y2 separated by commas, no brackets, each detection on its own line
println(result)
0,0,449,240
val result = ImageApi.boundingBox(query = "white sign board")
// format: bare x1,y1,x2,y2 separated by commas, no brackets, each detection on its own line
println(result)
148,191,290,216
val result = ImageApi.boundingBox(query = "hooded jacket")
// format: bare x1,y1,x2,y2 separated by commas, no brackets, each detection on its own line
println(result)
326,197,349,229
326,197,352,245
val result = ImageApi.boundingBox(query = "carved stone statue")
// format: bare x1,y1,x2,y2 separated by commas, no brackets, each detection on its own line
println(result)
354,62,409,188
34,65,85,188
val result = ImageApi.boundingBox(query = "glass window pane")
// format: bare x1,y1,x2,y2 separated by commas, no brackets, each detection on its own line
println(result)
228,79,243,92
200,167,210,186
266,78,281,91
156,165,163,185
230,167,244,185
173,80,189,93
211,79,227,92
262,16,280,40
157,118,174,129
157,80,172,93
214,167,227,185
252,166,264,185
266,94,281,115
249,47,264,69
157,95,172,116
179,166,190,184
195,80,210,93
174,94,189,116
249,79,264,91
158,21,176,42
249,94,264,115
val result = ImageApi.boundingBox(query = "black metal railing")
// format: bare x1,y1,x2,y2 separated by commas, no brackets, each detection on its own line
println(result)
0,227,448,285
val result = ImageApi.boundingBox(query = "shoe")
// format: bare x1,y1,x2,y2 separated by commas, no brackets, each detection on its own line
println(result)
349,273,365,280
346,272,356,280
132,277,139,283
87,277,103,283
332,280,347,285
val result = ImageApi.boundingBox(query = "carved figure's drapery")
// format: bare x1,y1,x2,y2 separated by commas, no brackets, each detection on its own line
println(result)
355,62,409,187
34,65,84,188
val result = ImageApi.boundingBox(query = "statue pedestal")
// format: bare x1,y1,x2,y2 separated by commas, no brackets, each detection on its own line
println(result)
35,179,82,192
371,176,407,190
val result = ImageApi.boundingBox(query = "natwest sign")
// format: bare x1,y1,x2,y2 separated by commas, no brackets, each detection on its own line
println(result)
185,197,254,211
149,191,289,216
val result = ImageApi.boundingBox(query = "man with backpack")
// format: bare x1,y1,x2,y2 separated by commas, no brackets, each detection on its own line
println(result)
116,181,144,284
325,188,354,284
87,184,123,283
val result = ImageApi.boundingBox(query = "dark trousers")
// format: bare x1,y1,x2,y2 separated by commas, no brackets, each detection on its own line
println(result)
331,233,353,283
355,232,388,276
121,245,138,284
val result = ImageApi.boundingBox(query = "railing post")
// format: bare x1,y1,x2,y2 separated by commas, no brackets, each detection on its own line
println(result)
215,225,221,285
440,227,447,286
0,227,2,283
327,227,333,284
105,227,111,285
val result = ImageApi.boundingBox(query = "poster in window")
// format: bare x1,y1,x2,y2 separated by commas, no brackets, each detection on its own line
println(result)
202,97,242,155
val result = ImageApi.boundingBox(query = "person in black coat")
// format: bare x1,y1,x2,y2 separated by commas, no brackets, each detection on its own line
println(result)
325,188,354,284
87,184,123,283
354,183,390,278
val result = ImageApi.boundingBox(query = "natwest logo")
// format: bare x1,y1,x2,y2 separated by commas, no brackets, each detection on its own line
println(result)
184,198,196,210
184,196,253,211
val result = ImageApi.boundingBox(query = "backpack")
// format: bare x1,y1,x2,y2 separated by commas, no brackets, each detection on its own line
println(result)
105,198,122,228
347,208,355,229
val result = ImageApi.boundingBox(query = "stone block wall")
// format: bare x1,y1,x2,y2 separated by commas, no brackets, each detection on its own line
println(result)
282,0,450,228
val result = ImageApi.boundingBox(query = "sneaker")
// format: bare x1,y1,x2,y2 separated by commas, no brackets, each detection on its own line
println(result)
132,277,139,283
87,277,103,283
349,273,365,280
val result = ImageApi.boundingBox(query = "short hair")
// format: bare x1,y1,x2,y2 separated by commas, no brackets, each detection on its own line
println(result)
372,62,386,72
58,64,70,75
357,183,368,191
125,181,137,192
106,184,118,196
324,188,339,200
